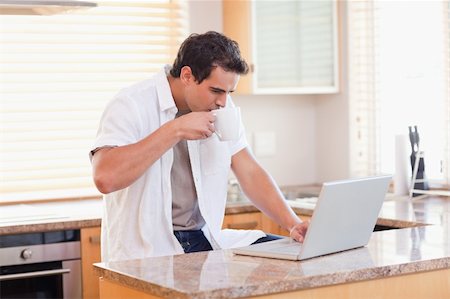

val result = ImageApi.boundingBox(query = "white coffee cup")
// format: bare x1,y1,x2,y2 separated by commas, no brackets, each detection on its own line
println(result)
213,107,241,141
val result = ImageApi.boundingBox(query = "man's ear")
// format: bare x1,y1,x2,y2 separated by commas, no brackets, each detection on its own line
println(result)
180,66,194,85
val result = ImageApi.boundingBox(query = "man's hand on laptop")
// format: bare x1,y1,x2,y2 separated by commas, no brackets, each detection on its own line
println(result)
289,221,309,243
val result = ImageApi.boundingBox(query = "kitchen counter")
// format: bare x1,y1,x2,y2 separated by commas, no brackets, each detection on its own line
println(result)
94,223,450,298
0,195,431,235
0,184,321,235
1,190,448,235
0,198,102,235
92,194,450,299
3,190,448,298
226,196,438,229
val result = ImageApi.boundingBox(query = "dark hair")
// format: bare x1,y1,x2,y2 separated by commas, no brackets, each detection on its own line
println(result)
170,31,249,83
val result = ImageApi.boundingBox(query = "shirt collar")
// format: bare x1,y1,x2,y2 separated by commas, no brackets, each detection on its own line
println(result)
155,65,178,114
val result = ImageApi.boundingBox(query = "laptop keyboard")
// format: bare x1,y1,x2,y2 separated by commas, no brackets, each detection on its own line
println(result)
249,238,303,254
271,243,302,254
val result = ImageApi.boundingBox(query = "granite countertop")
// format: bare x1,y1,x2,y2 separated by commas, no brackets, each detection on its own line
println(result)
2,189,449,297
0,197,428,235
0,186,310,235
0,198,102,235
1,189,448,235
225,195,442,229
0,185,319,235
94,224,450,299
93,194,450,298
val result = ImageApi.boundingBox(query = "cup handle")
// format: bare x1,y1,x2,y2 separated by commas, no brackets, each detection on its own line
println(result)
214,130,222,140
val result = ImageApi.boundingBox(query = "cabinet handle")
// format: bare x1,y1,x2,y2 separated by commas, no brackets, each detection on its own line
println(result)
89,235,101,244
227,221,258,230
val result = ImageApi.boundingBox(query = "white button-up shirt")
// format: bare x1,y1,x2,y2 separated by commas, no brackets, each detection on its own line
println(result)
92,66,265,262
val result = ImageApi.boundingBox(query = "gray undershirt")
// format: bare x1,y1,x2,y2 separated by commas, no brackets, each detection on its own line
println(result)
171,111,206,231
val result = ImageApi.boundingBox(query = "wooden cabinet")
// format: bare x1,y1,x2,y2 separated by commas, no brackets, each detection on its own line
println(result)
99,267,450,299
260,213,284,236
223,0,339,95
223,211,311,237
222,212,262,230
223,0,253,95
261,213,311,237
81,227,101,299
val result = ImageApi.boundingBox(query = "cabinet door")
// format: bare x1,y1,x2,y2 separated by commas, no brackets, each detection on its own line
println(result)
222,212,262,230
81,227,101,299
260,213,284,236
261,213,312,237
223,0,339,94
222,212,310,236
223,0,253,94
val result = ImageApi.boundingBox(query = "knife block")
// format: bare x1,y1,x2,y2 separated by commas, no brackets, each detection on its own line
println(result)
410,151,429,191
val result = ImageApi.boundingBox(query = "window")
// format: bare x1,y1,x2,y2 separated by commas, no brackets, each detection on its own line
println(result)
253,0,338,93
348,1,450,186
0,0,188,202
378,1,448,183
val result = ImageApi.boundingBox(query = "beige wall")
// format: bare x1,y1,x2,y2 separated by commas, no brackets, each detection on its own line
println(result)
188,1,350,186
234,95,317,186
188,0,223,34
315,1,350,183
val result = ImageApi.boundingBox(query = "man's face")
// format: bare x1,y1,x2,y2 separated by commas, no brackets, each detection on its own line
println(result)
183,66,240,112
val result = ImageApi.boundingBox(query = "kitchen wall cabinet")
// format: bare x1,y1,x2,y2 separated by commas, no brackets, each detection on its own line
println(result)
223,0,339,95
81,227,101,299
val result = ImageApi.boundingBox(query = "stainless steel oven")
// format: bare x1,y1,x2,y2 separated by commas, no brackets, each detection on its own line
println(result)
0,230,82,299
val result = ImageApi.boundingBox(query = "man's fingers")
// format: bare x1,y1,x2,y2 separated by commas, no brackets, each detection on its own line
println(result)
289,221,309,243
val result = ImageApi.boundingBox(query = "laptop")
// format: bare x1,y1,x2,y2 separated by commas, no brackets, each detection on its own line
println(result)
232,175,392,261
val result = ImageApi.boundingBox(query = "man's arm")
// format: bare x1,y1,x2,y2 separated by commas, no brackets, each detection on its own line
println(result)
231,148,309,242
92,111,215,194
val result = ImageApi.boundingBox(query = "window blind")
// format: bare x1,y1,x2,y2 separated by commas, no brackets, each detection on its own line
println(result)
348,0,450,186
348,0,381,177
444,0,450,184
0,0,188,202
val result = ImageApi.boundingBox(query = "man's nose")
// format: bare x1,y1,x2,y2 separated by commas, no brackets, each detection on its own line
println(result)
216,94,227,108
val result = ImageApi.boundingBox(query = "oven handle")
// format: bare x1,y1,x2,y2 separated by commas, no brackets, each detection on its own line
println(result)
0,268,71,281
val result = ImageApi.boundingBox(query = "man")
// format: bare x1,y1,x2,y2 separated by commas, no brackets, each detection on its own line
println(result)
91,31,308,262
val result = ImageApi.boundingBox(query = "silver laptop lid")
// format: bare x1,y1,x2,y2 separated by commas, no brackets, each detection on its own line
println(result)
299,175,391,259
